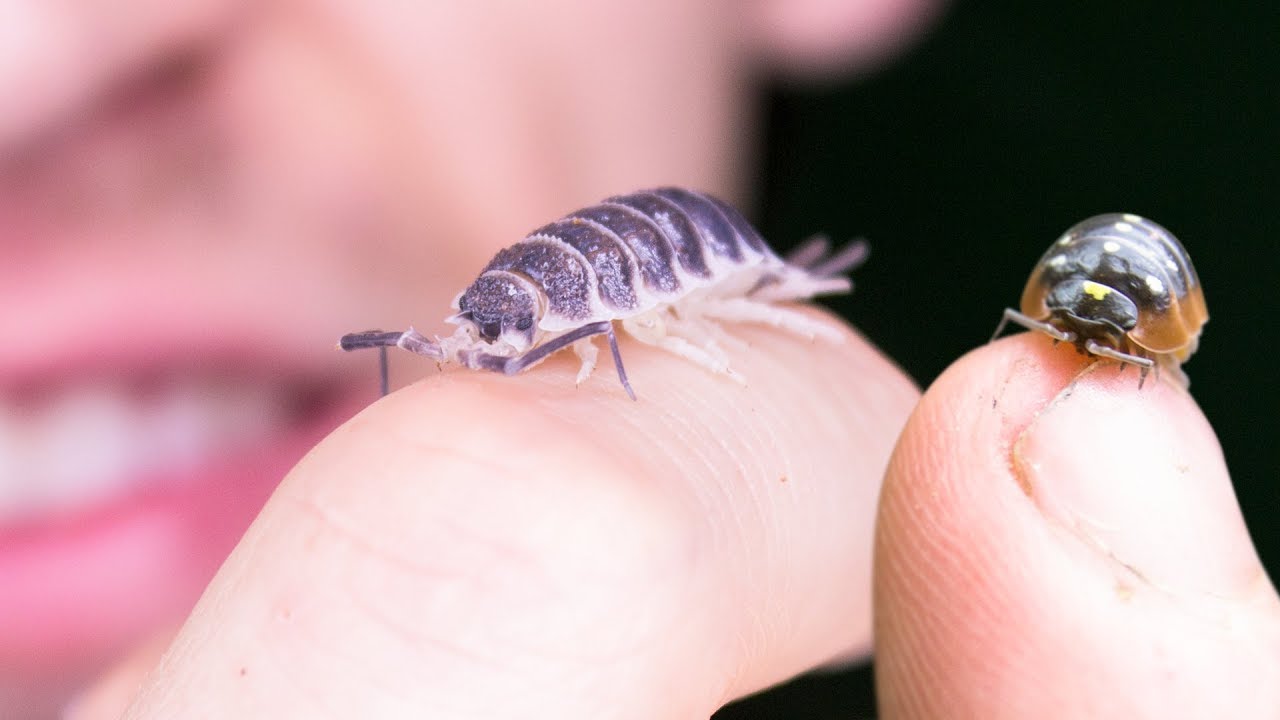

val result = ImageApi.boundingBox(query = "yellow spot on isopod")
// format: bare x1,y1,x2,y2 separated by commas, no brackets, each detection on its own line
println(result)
1082,280,1112,301
1103,241,1121,252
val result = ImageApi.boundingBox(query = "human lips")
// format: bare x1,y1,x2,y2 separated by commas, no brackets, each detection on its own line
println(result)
0,375,292,524
0,40,439,714
0,246,379,708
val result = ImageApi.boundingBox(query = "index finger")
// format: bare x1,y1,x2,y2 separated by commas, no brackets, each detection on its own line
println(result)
121,314,918,719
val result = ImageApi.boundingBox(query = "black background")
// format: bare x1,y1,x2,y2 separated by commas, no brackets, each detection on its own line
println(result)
718,1,1277,716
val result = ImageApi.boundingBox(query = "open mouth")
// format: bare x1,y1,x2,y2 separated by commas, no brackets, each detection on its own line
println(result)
1,372,318,524
0,209,386,716
0,343,370,673
0,52,390,713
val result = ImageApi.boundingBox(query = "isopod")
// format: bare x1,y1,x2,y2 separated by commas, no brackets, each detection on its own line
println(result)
991,212,1208,388
340,187,867,399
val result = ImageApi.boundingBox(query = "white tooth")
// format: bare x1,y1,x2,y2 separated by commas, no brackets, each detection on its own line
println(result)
17,383,142,520
143,380,216,481
0,375,294,524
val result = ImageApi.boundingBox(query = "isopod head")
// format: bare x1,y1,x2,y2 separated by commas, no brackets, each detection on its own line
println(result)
452,272,541,352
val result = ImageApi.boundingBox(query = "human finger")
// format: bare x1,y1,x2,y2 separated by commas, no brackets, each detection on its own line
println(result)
875,334,1280,717
119,313,917,719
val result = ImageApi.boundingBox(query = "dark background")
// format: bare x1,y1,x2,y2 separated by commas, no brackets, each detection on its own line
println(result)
718,1,1277,716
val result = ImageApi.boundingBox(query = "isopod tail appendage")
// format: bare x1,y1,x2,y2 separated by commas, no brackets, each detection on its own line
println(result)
784,235,832,269
805,238,869,279
746,237,867,303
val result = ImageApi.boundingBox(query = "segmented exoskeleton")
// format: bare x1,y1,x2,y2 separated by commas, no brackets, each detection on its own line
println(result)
340,187,867,399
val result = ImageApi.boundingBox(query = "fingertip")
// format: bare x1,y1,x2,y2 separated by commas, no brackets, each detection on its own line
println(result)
129,315,923,718
874,334,1076,716
875,333,1280,717
319,314,925,700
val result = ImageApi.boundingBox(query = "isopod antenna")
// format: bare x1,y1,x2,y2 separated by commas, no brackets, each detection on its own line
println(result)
340,328,445,397
378,346,388,397
340,323,636,401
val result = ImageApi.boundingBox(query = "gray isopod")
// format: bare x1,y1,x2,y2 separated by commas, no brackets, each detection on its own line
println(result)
340,187,867,400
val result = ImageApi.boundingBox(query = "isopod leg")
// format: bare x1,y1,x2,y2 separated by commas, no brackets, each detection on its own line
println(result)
485,321,637,400
604,325,637,401
1084,340,1156,388
696,297,843,342
665,315,739,360
572,338,599,386
991,308,1073,344
622,316,744,385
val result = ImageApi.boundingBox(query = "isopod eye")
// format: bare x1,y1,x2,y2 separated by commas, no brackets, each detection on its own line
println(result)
479,320,502,342
515,317,533,331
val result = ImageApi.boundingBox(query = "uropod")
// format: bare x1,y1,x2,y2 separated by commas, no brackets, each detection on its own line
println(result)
992,213,1208,388
340,187,867,399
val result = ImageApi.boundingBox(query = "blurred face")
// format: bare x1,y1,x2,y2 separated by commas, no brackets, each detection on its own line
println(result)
0,2,749,715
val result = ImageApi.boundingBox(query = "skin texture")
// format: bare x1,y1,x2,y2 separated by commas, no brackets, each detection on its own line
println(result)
3,1,942,716
79,329,1280,720
876,334,1280,717
119,318,919,719
10,1,1280,718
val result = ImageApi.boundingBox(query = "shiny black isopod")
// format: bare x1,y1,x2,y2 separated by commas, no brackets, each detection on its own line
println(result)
992,213,1208,387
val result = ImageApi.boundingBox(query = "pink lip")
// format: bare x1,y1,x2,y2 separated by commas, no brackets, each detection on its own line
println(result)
0,247,367,385
0,57,402,713
0,380,370,679
0,249,384,703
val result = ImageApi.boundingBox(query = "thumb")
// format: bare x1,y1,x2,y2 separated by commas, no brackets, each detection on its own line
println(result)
875,334,1280,718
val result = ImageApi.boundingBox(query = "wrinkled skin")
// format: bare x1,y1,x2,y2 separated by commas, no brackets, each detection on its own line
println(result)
1,1,939,716
6,2,1278,720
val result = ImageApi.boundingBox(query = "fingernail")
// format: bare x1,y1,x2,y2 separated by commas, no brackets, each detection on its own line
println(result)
1013,371,1263,598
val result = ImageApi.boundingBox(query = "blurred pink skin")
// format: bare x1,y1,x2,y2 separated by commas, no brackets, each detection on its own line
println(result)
0,0,941,716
